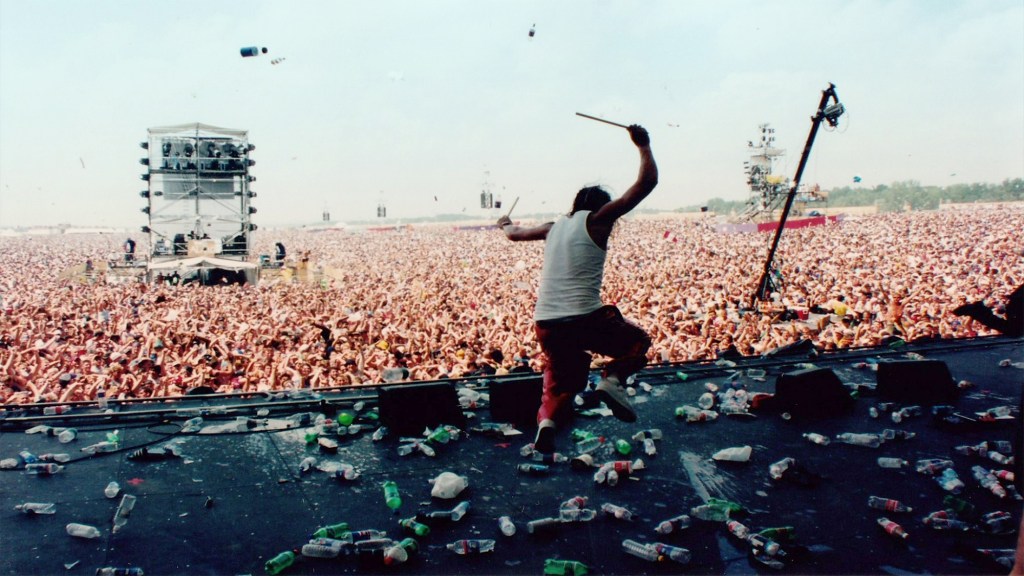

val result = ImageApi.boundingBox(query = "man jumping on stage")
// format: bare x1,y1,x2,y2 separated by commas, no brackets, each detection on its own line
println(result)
496,124,658,454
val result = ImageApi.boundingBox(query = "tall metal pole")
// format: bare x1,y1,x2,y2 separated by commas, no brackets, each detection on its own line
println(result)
752,83,840,306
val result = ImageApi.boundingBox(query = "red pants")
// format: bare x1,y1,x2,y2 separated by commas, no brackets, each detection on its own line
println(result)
533,305,651,425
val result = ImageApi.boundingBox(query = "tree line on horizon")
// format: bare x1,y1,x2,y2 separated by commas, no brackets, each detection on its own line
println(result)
690,178,1024,215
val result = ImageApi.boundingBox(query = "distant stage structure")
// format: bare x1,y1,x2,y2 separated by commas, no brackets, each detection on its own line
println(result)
138,123,259,285
741,123,828,222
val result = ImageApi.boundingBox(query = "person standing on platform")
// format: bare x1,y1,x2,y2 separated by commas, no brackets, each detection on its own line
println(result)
496,124,658,454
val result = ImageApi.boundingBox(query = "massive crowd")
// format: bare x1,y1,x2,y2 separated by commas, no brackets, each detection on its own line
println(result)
1,206,1021,405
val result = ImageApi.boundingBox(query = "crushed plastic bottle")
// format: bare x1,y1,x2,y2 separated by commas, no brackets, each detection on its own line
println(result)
712,445,752,462
601,503,634,521
835,433,882,448
769,457,795,480
24,463,63,475
881,429,915,441
560,495,588,510
651,542,692,564
867,496,912,513
95,568,144,576
558,508,597,522
971,466,1007,498
802,432,831,445
936,468,966,494
675,405,718,422
654,514,691,534
915,458,954,475
923,510,970,531
447,539,495,554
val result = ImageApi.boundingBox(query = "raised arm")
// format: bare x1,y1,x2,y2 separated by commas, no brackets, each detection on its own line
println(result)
496,217,553,242
591,124,658,227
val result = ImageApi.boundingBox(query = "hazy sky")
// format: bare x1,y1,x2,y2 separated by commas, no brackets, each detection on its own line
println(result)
1,0,1021,228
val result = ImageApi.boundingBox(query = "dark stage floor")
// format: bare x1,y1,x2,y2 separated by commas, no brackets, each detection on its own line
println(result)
2,336,1023,576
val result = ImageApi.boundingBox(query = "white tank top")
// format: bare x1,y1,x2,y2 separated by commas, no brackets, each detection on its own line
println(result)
534,211,606,321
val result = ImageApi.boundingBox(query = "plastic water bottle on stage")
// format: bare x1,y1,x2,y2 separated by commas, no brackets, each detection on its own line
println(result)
877,457,909,469
15,502,56,515
447,539,495,554
621,539,660,562
654,514,691,534
652,542,692,564
867,496,912,512
802,432,831,445
498,515,516,536
601,503,633,520
835,432,882,448
96,568,144,576
559,507,597,522
66,523,101,539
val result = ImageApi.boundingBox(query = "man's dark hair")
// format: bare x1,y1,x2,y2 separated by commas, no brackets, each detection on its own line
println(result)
570,186,611,215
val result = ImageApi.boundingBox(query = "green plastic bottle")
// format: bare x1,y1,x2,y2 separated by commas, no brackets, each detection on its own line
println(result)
544,559,589,575
383,480,402,511
757,526,796,541
399,517,431,536
311,521,349,539
264,550,295,575
426,426,451,444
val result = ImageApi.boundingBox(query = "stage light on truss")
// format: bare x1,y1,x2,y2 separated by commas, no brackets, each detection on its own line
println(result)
248,206,257,214
139,158,149,165
139,142,149,150
139,190,149,198
247,159,256,167
248,223,258,231
141,226,151,233
247,176,256,182
247,144,255,152
140,174,150,181
141,207,150,214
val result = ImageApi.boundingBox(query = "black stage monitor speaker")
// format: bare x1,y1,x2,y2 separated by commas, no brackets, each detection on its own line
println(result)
876,360,956,405
773,367,854,419
763,338,818,358
378,382,465,436
489,376,543,427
